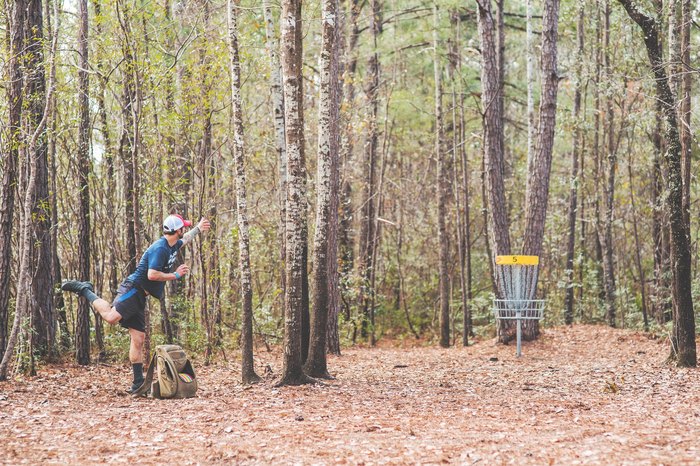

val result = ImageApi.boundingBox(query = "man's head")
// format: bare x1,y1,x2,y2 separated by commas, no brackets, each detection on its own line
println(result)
163,214,192,238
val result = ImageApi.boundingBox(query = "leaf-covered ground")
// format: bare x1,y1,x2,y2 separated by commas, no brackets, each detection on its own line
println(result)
1,325,698,465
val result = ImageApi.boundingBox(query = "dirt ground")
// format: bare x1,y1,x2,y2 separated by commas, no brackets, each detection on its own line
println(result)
1,325,699,465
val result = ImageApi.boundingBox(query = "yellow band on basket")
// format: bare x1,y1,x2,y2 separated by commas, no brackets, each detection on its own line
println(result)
495,255,539,266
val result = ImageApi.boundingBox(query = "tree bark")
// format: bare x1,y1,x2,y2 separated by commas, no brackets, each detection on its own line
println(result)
564,4,584,326
477,0,511,343
26,0,56,359
305,0,340,377
521,0,560,340
92,0,118,302
599,1,617,328
263,0,287,319
277,0,315,386
522,0,560,256
475,0,511,259
618,0,696,367
358,0,382,345
335,0,361,349
434,4,449,349
525,0,535,170
196,0,218,366
163,0,189,343
0,0,58,380
679,0,691,228
592,4,605,311
0,0,25,362
75,0,92,365
449,12,472,346
627,147,649,331
117,0,140,276
228,0,261,385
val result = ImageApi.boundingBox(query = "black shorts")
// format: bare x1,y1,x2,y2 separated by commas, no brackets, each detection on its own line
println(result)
113,280,147,333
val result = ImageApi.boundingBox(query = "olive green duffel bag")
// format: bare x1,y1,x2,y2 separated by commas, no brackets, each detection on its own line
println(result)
132,344,197,399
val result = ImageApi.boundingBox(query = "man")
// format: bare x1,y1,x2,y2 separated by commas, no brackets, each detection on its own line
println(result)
61,214,210,392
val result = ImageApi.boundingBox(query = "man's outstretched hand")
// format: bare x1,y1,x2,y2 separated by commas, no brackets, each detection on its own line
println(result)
175,264,190,278
197,218,211,232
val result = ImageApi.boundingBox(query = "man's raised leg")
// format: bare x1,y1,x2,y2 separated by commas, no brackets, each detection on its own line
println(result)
90,299,122,325
62,280,122,325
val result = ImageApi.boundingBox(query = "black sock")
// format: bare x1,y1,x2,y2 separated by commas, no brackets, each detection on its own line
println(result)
82,289,99,304
132,363,144,385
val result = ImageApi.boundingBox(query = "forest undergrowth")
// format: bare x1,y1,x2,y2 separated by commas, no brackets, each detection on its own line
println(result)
1,324,698,465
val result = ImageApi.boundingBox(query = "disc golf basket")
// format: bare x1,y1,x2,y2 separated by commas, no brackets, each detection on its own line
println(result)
492,255,545,357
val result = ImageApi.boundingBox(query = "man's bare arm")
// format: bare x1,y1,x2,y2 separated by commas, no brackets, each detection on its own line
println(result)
181,218,210,246
181,226,200,246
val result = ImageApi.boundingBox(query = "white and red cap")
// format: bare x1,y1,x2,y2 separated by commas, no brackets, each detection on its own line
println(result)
163,214,192,234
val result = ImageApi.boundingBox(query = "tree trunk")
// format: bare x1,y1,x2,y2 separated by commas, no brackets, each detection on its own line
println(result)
90,0,111,360
0,160,37,380
305,0,340,378
449,12,471,346
477,0,511,343
75,0,91,365
48,70,68,353
358,0,382,345
564,5,584,325
475,0,510,260
163,0,188,343
263,0,287,319
495,0,505,179
627,147,649,331
522,0,560,256
26,0,56,359
599,1,617,328
335,0,361,348
228,0,261,385
679,0,691,229
117,0,140,276
277,0,315,386
618,0,696,367
592,4,605,311
0,0,25,362
523,0,559,340
651,97,671,324
434,4,449,349
525,0,535,170
521,0,560,340
195,0,218,365
0,0,58,380
92,0,118,302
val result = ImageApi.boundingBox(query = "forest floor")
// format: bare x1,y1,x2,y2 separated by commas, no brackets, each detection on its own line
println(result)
1,324,699,465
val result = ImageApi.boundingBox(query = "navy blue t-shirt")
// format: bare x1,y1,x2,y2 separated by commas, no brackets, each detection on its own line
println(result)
126,237,183,299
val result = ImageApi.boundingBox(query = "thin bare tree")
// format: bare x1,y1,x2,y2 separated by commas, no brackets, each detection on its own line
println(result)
228,0,262,385
564,4,584,326
75,0,92,365
263,0,287,314
434,4,449,348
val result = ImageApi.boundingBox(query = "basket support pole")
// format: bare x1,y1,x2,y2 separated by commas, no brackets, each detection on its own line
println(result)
516,310,522,357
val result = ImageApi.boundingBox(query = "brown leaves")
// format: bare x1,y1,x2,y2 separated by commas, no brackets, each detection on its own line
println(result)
0,325,699,464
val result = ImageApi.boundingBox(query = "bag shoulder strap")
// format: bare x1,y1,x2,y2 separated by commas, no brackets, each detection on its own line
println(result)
131,352,157,397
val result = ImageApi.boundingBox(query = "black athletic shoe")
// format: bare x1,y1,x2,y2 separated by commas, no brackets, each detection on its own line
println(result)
127,379,145,394
60,280,94,295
